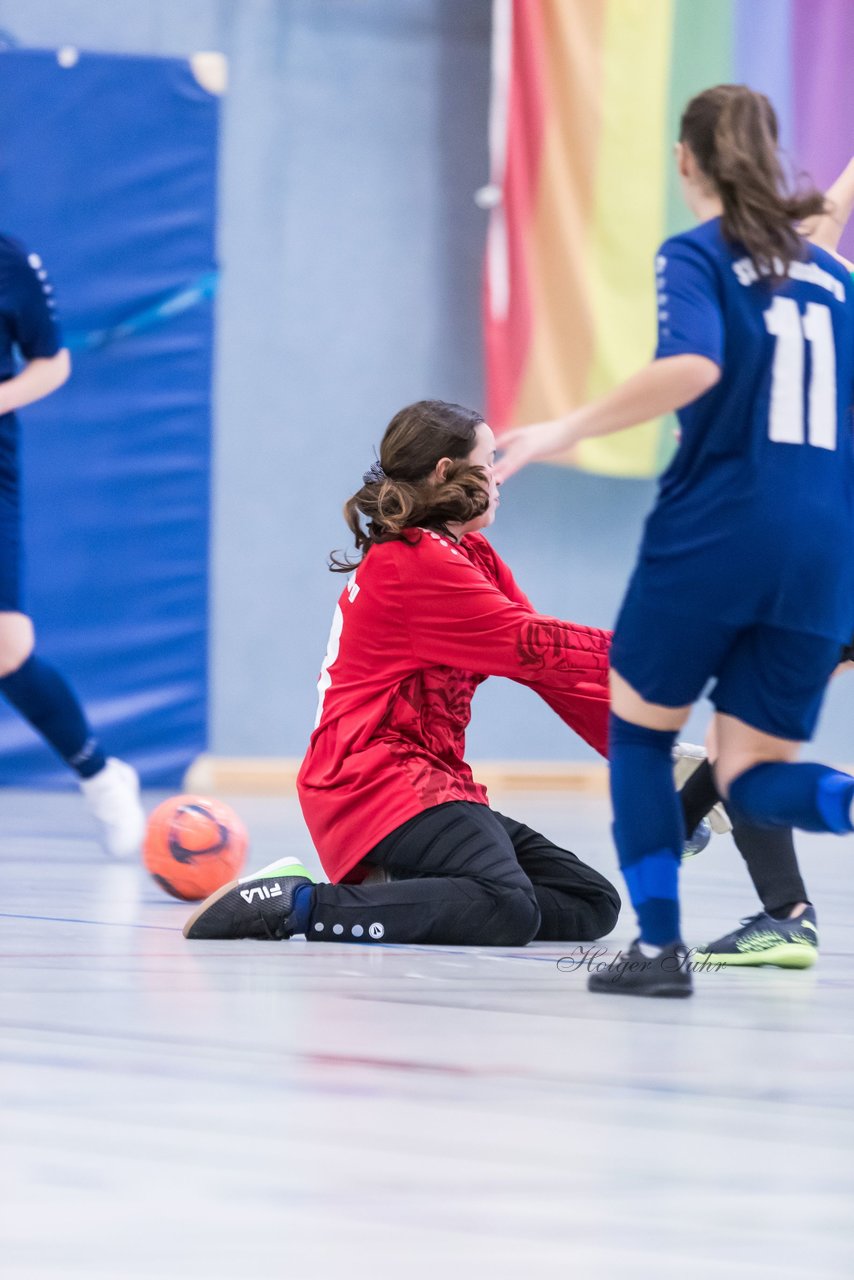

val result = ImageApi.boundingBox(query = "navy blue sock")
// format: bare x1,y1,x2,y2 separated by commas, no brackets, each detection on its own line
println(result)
0,653,106,778
290,883,316,934
609,713,684,947
728,762,854,835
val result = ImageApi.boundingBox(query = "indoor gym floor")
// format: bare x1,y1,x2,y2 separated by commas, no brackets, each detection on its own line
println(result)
1,786,852,1280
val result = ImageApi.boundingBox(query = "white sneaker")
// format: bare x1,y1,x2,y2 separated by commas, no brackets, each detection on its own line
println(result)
80,757,146,859
672,742,732,834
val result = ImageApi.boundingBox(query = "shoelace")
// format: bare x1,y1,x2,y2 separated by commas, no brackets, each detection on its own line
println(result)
255,902,291,941
735,911,809,932
737,912,769,929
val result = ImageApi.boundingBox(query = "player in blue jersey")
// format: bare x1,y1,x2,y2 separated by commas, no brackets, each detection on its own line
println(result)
683,155,854,971
0,234,144,856
497,85,854,997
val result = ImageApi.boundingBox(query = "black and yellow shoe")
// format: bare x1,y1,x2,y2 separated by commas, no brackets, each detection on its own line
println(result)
695,906,818,969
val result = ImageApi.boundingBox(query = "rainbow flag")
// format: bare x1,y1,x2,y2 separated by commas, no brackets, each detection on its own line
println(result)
484,0,854,478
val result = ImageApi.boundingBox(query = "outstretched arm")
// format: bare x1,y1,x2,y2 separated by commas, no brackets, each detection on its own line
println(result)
804,156,854,261
397,541,611,690
0,349,71,415
496,236,724,483
495,354,719,483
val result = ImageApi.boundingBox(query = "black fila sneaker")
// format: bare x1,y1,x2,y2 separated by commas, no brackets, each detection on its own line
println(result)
183,857,315,940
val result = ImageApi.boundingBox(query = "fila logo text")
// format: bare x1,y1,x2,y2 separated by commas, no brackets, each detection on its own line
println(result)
240,883,284,904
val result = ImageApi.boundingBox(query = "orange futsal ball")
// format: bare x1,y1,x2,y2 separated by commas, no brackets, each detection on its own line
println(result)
143,795,248,901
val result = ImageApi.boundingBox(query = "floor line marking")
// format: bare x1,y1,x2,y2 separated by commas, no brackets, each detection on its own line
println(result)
0,912,179,932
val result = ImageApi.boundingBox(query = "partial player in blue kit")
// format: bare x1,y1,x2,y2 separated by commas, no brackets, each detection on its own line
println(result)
673,154,854,971
498,85,854,997
0,233,144,856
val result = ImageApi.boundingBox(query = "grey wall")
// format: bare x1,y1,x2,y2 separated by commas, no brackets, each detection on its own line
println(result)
2,0,852,764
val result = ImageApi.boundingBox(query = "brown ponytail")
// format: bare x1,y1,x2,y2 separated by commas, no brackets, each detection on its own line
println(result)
330,400,489,572
680,85,825,277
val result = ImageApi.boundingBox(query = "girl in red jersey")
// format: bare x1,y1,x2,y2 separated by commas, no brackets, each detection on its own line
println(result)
185,399,621,946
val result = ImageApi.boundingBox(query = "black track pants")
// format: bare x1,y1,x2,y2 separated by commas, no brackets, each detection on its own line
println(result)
309,801,621,946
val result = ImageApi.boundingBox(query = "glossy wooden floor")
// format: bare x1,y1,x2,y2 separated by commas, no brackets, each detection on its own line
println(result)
2,788,852,1279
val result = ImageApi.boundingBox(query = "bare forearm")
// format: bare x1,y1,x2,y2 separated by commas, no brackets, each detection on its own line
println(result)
0,349,71,415
496,353,721,481
561,355,720,447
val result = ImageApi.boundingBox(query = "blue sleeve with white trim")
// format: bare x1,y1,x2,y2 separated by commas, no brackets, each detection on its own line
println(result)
654,238,724,367
0,236,62,362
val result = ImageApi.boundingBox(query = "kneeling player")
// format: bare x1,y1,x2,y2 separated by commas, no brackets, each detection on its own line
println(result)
185,399,622,946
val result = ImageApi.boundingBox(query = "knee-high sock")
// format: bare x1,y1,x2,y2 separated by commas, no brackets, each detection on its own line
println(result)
728,762,854,835
681,758,809,912
609,713,684,946
0,653,106,778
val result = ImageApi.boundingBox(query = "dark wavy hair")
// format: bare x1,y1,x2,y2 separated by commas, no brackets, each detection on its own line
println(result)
680,85,825,277
330,399,488,572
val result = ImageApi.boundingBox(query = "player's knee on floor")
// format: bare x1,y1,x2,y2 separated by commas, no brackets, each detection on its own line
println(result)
539,879,621,943
583,881,621,940
482,885,541,947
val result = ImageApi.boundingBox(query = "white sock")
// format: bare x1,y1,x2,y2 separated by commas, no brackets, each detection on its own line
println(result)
638,941,664,958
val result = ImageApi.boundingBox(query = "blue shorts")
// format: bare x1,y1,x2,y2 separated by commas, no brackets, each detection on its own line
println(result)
610,583,841,742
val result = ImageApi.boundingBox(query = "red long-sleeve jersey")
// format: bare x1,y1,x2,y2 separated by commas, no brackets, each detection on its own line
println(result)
297,529,612,883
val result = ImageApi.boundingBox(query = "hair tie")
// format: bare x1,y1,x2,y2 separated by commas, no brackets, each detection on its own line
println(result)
362,460,387,486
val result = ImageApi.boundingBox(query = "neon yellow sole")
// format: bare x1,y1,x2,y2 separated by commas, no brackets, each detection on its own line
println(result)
695,944,817,970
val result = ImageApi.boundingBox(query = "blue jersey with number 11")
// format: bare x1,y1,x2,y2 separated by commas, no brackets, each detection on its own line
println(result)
640,216,854,642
